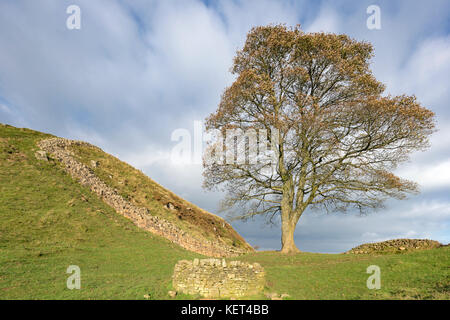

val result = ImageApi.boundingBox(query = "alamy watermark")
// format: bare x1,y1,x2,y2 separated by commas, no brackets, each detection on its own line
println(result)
366,265,381,289
66,5,81,30
366,5,381,30
66,265,81,289
170,121,280,169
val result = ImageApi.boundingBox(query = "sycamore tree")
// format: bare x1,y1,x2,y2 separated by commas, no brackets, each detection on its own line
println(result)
203,25,435,254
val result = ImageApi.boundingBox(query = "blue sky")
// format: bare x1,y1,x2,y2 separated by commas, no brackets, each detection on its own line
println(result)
1,0,449,252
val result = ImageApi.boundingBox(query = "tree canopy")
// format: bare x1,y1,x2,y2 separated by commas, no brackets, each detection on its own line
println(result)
203,25,435,253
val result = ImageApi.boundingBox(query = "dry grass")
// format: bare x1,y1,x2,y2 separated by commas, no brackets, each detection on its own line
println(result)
68,143,251,251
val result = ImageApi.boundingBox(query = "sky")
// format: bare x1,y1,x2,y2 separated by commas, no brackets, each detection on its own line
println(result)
0,0,449,253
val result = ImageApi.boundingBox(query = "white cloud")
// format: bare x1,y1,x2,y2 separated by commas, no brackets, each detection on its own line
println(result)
305,6,340,33
0,103,12,115
385,36,450,108
122,148,171,168
397,160,450,191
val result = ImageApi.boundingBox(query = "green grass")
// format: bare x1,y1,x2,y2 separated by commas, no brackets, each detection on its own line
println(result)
0,124,201,299
234,248,450,300
1,123,448,300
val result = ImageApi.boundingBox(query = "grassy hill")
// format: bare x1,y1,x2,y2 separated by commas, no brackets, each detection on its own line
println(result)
1,123,448,300
67,140,251,252
0,124,202,299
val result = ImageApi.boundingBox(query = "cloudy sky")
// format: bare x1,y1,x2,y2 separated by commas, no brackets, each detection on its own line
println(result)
1,0,449,252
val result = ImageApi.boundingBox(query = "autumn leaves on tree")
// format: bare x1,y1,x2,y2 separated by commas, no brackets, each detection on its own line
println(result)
203,25,435,254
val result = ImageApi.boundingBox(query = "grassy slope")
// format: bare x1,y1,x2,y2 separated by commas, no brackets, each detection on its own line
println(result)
1,124,448,300
68,142,250,250
237,248,449,299
0,124,201,299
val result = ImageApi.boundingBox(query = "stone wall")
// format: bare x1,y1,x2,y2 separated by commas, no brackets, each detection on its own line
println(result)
172,258,265,298
37,138,251,258
346,238,442,254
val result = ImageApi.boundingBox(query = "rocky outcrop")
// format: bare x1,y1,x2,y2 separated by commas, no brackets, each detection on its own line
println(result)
346,238,442,254
37,138,251,257
34,150,48,161
172,258,265,298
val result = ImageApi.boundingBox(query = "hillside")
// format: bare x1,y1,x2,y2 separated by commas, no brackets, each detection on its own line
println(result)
0,123,252,258
1,123,448,300
346,239,443,254
0,124,203,298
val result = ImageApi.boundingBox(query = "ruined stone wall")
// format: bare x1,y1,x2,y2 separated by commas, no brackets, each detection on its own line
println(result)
37,138,251,258
173,258,265,298
346,238,442,254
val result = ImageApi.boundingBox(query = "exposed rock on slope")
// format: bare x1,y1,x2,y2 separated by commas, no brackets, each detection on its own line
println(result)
346,238,442,254
37,137,253,257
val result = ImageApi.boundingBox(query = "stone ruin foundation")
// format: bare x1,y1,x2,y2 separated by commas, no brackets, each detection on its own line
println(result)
172,258,265,298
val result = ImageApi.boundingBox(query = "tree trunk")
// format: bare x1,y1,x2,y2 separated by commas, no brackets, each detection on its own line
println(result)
279,176,301,254
280,207,300,254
